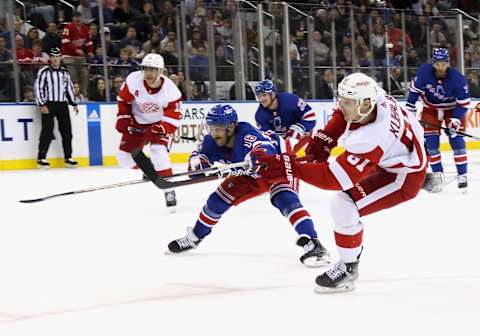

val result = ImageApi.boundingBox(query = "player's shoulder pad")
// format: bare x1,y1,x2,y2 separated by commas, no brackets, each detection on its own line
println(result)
125,70,143,86
161,75,182,100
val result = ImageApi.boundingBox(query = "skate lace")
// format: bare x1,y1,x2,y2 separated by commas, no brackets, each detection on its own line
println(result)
177,236,196,249
326,263,348,281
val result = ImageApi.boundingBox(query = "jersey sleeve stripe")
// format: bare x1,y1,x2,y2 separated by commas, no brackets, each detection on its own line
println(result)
408,81,424,94
329,159,355,190
162,116,180,128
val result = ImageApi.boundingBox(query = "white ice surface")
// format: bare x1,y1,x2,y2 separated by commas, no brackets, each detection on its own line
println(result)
0,153,479,336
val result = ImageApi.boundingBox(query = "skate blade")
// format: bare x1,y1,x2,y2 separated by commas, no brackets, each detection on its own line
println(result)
37,165,49,170
167,206,177,213
314,282,356,294
65,164,77,169
302,256,331,268
459,188,468,194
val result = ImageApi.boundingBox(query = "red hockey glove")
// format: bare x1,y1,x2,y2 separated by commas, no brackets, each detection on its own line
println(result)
305,129,335,162
115,115,133,134
255,152,298,186
146,123,169,142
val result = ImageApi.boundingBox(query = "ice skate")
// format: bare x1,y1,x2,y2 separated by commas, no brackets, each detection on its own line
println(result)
314,261,359,294
37,159,50,169
457,174,467,193
297,235,330,267
167,227,202,254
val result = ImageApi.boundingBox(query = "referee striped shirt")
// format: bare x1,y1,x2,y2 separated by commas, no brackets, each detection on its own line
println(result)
35,65,77,106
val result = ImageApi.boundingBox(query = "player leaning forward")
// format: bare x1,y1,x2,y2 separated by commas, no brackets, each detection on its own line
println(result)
255,73,428,293
115,53,182,211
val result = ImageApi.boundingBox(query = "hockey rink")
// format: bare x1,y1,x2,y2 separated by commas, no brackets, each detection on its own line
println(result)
1,153,479,335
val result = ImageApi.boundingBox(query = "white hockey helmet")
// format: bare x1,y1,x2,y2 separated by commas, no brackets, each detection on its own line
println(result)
141,53,165,69
337,72,381,121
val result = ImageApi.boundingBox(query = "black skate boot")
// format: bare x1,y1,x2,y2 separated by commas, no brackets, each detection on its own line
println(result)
37,159,50,169
297,235,330,267
167,227,202,253
164,190,177,213
457,174,468,193
314,261,359,294
64,158,78,168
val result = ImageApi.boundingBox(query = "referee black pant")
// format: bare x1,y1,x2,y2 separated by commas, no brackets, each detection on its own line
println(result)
38,102,73,160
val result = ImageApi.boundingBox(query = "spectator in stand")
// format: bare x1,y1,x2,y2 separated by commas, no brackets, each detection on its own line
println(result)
115,47,138,77
113,0,138,35
406,48,421,81
73,81,88,102
111,75,124,100
76,0,94,23
15,34,34,62
89,77,107,102
1,17,27,49
158,15,176,39
176,71,191,100
0,36,12,61
387,21,413,56
216,18,233,45
22,85,35,102
162,40,179,73
143,31,162,54
119,26,143,58
42,22,61,53
26,27,40,49
212,12,224,30
430,21,447,49
467,71,480,98
192,80,209,100
101,27,120,58
383,66,404,96
189,45,209,81
160,31,176,51
92,0,116,24
31,39,49,64
61,12,94,58
316,69,334,100
89,23,101,50
222,0,237,19
314,9,331,40
471,50,480,68
371,22,386,65
0,35,13,100
186,29,207,56
215,45,233,81
141,0,159,27
312,31,330,66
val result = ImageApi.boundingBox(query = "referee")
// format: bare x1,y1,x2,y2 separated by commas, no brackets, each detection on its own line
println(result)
35,47,79,168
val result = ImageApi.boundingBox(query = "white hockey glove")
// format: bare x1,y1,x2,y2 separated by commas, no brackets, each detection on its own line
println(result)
447,118,461,138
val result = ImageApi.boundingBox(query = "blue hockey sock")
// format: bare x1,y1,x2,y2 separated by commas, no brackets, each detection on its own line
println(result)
449,135,468,175
425,134,443,172
193,192,230,239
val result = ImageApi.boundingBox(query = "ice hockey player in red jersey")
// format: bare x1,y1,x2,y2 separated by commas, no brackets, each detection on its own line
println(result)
253,73,428,293
116,53,182,212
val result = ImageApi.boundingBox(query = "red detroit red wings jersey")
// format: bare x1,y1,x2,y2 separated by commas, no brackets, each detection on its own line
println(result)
298,94,428,190
117,71,182,132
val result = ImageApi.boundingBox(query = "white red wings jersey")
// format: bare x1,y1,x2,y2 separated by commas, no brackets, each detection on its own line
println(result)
297,94,428,191
117,71,182,131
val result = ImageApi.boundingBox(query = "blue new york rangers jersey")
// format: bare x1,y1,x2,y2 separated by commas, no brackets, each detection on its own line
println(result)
255,92,316,137
192,122,282,165
407,63,470,119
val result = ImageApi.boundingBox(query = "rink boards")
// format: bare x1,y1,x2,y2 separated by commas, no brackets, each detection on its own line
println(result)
1,100,480,170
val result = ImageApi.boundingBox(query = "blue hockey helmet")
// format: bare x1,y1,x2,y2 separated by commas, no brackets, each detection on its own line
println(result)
205,104,238,126
432,48,449,63
255,79,277,95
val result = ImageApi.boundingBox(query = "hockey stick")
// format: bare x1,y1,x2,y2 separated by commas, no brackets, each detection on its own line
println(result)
420,121,480,140
19,179,147,203
18,161,243,203
128,127,198,142
132,148,256,189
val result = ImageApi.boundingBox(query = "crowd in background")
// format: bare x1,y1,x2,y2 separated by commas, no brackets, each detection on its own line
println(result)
0,0,480,102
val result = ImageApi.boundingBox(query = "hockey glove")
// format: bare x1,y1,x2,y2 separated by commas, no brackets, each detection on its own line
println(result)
116,115,133,134
188,154,212,179
255,152,298,187
447,118,461,138
146,123,169,142
305,129,335,162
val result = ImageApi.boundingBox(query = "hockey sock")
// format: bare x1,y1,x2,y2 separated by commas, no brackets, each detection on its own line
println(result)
449,135,468,175
425,134,443,172
271,191,317,238
193,192,230,239
334,229,363,263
